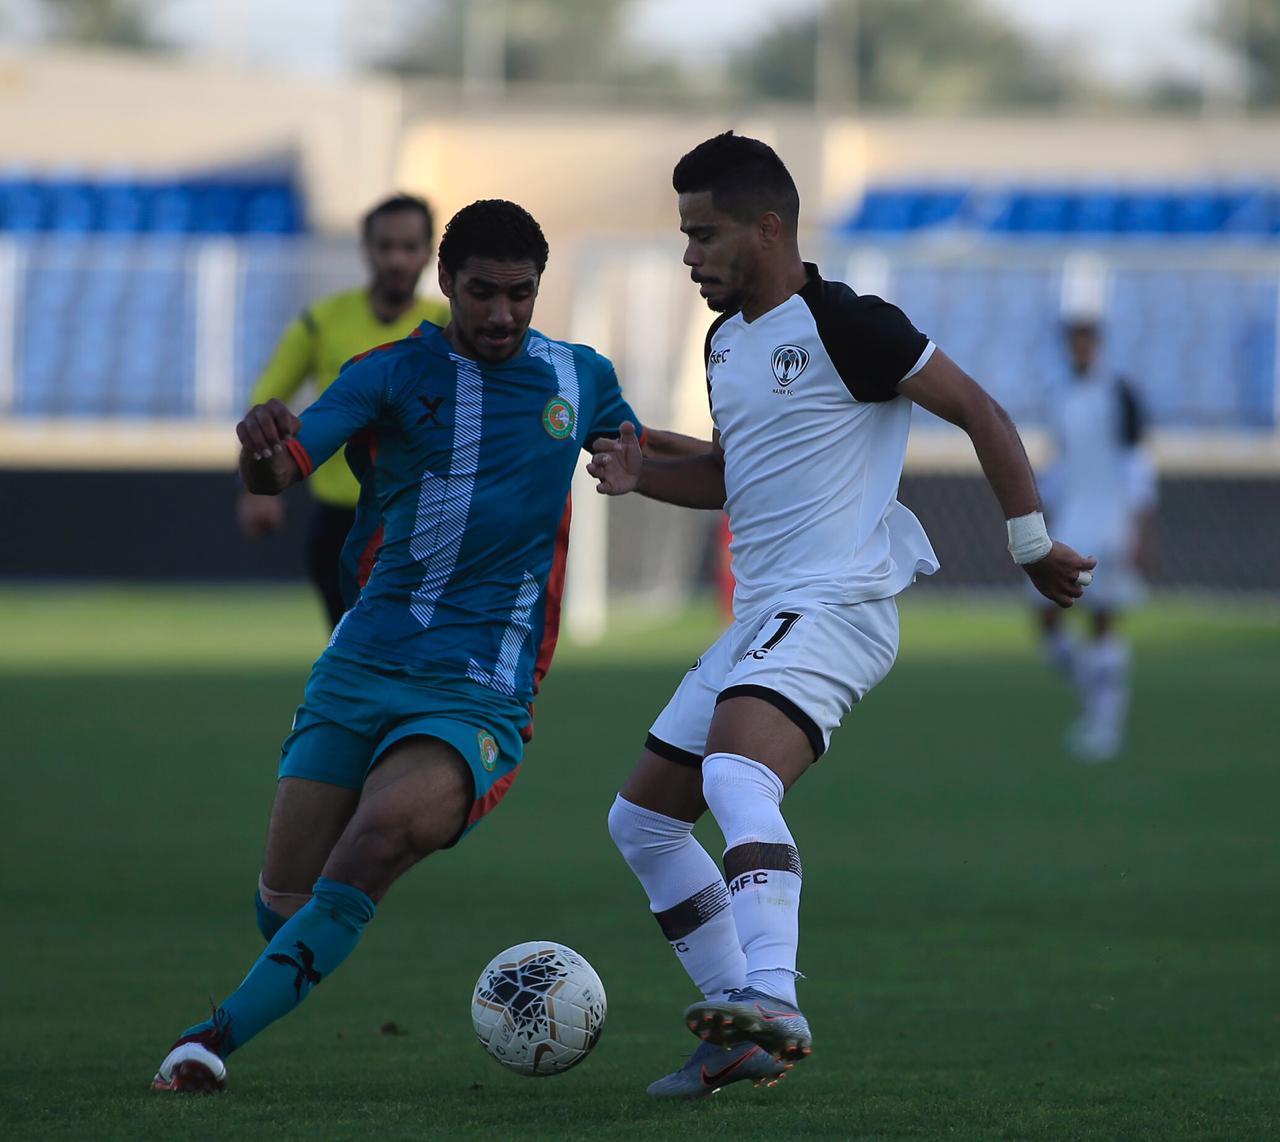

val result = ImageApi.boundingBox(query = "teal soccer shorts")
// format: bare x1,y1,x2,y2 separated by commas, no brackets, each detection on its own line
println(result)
279,649,528,844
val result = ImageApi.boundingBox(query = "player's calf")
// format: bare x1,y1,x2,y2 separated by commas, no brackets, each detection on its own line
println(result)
255,874,311,941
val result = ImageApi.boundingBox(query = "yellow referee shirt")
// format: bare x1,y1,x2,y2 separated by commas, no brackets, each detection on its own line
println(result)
249,288,449,507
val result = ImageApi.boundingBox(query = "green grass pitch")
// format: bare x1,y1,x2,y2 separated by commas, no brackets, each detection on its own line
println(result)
1,586,1277,1140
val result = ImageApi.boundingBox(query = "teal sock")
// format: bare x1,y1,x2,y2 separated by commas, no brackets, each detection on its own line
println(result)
254,888,287,942
184,877,375,1056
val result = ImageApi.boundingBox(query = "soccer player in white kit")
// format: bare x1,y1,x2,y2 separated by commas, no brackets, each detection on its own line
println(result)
589,133,1097,1099
1037,317,1157,761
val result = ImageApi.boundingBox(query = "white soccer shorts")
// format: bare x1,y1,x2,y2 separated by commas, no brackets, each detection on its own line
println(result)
646,595,900,764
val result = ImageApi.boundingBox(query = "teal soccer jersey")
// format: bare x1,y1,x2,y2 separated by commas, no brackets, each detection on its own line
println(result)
285,322,640,709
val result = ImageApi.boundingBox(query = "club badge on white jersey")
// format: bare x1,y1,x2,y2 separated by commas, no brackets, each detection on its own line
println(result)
705,263,940,614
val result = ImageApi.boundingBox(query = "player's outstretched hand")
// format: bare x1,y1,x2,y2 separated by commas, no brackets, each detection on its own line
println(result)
587,421,643,495
1024,541,1097,609
237,399,301,461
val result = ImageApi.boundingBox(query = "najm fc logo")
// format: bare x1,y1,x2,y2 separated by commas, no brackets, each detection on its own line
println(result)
771,344,809,386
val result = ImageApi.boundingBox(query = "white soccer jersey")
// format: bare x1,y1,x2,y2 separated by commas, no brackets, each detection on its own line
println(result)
1043,366,1154,556
706,264,939,616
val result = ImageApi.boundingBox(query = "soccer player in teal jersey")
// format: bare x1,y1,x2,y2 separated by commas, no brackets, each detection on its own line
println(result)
152,199,704,1092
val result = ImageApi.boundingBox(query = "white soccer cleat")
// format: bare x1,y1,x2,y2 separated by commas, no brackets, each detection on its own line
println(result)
684,986,813,1063
646,1039,788,1099
151,1041,227,1093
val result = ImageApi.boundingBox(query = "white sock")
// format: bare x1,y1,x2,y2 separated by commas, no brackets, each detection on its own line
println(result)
607,795,745,998
1086,636,1131,745
1043,627,1077,680
701,753,802,1006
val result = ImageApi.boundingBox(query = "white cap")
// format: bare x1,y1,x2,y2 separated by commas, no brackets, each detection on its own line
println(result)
1060,252,1110,326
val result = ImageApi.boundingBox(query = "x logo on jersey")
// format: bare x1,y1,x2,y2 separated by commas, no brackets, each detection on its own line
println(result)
417,395,446,426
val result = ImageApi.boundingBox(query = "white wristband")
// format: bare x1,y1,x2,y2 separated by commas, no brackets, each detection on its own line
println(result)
1007,511,1053,565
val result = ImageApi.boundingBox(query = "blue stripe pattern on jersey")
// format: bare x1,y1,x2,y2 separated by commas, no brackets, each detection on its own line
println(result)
410,354,484,629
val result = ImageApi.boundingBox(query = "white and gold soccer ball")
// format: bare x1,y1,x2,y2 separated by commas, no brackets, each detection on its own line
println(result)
470,941,607,1076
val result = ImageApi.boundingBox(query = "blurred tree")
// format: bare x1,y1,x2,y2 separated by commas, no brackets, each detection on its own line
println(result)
738,0,1078,110
382,0,635,89
1213,0,1280,106
41,0,158,48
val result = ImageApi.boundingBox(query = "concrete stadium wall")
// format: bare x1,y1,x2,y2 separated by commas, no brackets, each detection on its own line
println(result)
0,48,403,232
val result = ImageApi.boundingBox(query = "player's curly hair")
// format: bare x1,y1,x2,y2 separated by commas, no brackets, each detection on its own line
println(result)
673,131,800,230
361,193,434,244
437,199,549,276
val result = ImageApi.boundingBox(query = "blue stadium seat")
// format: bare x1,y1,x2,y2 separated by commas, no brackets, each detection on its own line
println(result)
911,188,967,230
1119,193,1173,235
148,184,195,233
846,188,917,233
1009,191,1072,234
1,180,48,231
1171,191,1226,234
47,180,98,232
1070,191,1122,234
192,184,245,233
244,187,302,234
98,182,149,233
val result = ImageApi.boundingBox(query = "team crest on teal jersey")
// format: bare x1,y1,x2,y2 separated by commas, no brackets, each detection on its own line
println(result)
542,398,576,440
477,730,500,771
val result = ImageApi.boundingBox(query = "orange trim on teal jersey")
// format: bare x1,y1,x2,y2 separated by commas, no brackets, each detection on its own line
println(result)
357,524,384,589
520,493,572,743
467,765,522,826
347,323,425,367
285,437,314,479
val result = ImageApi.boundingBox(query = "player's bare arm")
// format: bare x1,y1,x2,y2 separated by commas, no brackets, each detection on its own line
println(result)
589,422,726,508
898,349,1096,608
237,398,304,495
640,427,713,460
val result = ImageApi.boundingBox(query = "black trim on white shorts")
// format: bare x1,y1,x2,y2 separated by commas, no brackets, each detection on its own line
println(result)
716,684,826,761
644,732,702,769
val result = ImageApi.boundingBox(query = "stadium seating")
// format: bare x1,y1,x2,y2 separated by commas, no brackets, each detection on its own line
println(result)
840,183,1280,240
0,172,305,236
2,170,305,417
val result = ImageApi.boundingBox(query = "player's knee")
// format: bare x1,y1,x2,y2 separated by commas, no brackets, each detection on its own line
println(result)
255,873,312,941
608,793,693,862
702,752,785,814
606,794,635,851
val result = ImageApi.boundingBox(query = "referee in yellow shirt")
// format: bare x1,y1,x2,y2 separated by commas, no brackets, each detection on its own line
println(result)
237,194,449,627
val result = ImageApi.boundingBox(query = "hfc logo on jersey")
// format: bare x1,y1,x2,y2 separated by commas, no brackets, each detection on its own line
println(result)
770,344,809,389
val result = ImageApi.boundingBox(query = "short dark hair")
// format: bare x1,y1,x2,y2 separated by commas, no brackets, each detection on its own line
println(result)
437,199,549,276
673,131,800,229
362,193,434,244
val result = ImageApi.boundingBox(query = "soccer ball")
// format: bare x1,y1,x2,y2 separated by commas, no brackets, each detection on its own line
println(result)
470,940,607,1076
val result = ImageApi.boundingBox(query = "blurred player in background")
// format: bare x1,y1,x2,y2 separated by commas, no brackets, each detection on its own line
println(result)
1037,316,1158,761
153,199,704,1093
237,193,449,628
590,132,1094,1099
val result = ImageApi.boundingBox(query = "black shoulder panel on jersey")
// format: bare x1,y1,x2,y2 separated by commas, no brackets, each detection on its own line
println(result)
798,271,929,403
1116,377,1145,447
703,311,734,405
703,312,733,368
